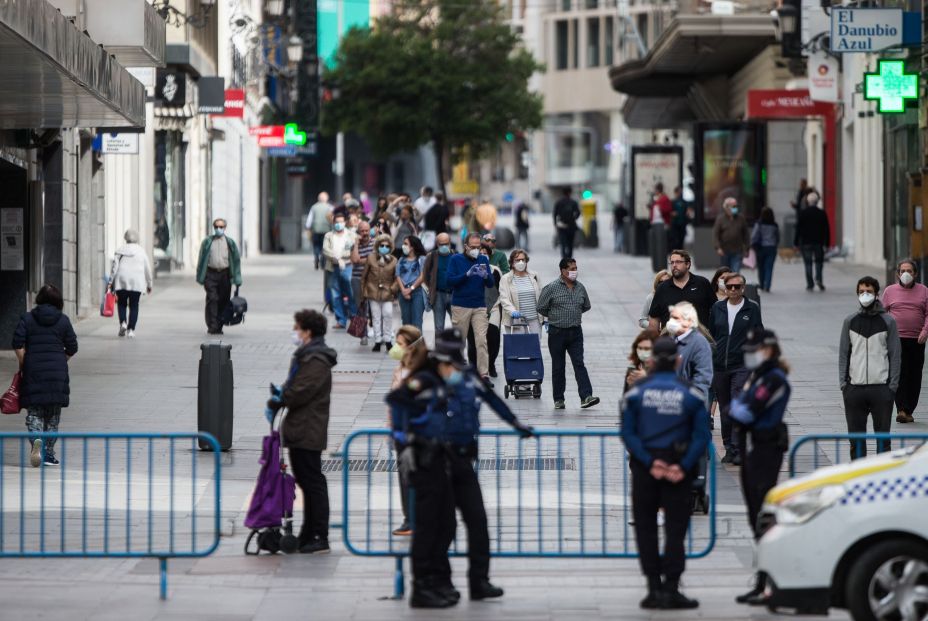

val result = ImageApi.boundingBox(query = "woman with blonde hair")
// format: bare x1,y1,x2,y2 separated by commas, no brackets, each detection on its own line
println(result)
639,270,671,328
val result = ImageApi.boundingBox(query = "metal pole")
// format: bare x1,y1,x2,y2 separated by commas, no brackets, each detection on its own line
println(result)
334,0,345,199
239,134,245,257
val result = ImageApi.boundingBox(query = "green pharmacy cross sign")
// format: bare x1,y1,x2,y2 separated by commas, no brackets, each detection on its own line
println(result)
284,123,308,146
864,60,918,114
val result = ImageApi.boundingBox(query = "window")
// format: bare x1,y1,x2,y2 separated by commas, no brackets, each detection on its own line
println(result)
587,18,600,67
637,14,649,49
561,0,572,10
571,19,579,68
585,0,599,7
604,16,614,65
555,20,569,70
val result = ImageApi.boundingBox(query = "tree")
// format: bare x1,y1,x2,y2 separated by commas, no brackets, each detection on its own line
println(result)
321,0,543,195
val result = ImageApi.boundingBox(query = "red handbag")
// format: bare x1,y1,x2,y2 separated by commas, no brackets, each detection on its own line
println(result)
1,372,22,415
347,302,369,339
102,291,116,317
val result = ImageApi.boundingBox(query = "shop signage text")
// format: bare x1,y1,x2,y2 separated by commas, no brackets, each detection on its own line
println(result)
215,89,245,118
100,133,140,154
831,8,901,52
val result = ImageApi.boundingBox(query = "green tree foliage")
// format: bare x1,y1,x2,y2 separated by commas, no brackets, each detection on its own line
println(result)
321,0,543,190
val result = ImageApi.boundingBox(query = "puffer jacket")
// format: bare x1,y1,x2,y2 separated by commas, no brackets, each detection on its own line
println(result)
839,301,901,390
110,243,153,292
281,338,338,451
11,304,79,408
361,234,398,302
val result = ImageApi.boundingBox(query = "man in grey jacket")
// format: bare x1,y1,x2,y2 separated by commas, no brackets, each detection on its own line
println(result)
666,302,714,404
839,276,901,459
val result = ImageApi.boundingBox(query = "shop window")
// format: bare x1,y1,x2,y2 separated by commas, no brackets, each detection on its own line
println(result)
637,14,649,49
604,16,614,65
555,20,569,70
587,18,600,67
572,20,579,68
585,0,599,7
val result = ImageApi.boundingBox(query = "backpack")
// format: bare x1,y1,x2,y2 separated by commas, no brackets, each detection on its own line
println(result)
223,286,248,326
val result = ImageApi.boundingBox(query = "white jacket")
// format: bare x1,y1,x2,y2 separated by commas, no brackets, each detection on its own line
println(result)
110,243,153,292
497,270,543,327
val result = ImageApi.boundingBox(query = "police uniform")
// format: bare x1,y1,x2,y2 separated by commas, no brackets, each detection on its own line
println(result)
621,338,710,609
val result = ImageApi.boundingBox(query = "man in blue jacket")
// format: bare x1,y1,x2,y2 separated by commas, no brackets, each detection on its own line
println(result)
621,337,710,610
448,233,495,379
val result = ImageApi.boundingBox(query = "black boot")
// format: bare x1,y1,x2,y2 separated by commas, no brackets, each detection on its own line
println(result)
470,579,504,600
735,573,765,604
640,576,664,609
662,578,699,609
372,342,382,352
410,580,454,609
435,581,461,604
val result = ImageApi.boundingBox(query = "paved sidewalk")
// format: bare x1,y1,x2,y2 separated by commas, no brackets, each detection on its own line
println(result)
0,216,912,619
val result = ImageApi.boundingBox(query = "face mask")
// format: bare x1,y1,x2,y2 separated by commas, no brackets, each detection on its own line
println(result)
665,318,683,335
718,279,726,292
730,207,739,215
438,245,451,255
401,245,411,256
467,248,480,259
290,331,304,346
334,222,345,232
388,343,405,361
901,272,915,286
744,350,767,370
214,227,225,237
514,260,527,272
378,245,391,255
636,349,652,362
859,292,876,307
567,271,578,281
445,370,465,386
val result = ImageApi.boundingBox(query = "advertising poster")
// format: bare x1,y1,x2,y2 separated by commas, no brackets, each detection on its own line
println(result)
631,147,682,220
1,207,24,271
696,124,765,223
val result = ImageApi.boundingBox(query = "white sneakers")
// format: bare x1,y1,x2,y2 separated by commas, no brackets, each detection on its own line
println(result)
118,322,127,337
30,439,42,468
127,329,135,339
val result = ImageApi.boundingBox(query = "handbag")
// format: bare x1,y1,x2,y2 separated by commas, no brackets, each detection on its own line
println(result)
101,291,117,317
743,248,757,270
1,372,22,415
347,301,369,339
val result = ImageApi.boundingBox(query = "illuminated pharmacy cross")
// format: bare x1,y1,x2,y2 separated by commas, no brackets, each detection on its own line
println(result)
864,60,918,114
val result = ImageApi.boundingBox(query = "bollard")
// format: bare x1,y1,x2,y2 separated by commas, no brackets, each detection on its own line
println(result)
198,343,234,451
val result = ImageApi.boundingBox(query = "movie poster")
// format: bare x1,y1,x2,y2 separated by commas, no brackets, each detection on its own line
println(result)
631,147,682,220
697,124,765,223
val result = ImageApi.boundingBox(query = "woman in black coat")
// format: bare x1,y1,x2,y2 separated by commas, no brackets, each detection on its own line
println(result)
11,284,78,468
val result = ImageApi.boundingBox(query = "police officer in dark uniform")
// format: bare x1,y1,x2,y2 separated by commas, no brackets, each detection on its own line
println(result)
430,328,535,602
730,328,792,606
621,337,711,610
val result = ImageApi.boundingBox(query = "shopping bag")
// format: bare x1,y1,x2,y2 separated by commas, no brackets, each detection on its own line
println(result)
743,249,757,270
347,302,369,339
101,291,116,317
1,372,22,415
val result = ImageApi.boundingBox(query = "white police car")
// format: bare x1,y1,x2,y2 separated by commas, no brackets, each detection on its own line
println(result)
757,444,928,620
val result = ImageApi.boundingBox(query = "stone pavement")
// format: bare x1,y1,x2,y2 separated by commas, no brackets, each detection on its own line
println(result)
0,215,915,620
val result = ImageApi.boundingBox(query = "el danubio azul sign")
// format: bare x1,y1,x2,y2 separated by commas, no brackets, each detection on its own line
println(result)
831,8,902,52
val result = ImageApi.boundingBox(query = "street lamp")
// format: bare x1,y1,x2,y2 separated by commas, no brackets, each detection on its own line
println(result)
266,0,285,16
776,4,798,38
287,35,304,64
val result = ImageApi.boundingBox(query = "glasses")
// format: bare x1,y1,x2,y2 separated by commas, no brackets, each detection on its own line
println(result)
726,283,745,290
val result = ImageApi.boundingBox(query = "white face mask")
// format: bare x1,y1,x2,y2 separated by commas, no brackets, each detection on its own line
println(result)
636,348,652,362
467,248,480,259
514,260,527,272
291,331,304,346
665,318,683,336
901,272,915,286
401,245,411,256
858,292,876,307
744,350,767,370
567,270,578,281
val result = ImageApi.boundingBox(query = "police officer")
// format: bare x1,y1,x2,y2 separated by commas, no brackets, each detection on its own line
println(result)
621,336,711,610
386,351,456,608
430,328,535,602
730,328,791,606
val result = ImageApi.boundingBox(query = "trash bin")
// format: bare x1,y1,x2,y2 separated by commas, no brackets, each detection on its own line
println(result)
198,342,233,451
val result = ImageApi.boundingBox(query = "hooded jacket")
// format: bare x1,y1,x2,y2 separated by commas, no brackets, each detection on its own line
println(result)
110,243,153,293
11,305,79,408
281,338,338,451
839,300,901,391
361,234,399,302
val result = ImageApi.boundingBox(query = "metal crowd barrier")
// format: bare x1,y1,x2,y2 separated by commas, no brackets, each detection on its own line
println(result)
335,428,717,598
788,432,928,477
0,432,222,599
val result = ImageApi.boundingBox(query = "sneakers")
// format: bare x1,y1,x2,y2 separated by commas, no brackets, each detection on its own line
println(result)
43,454,59,466
118,322,127,337
29,439,42,468
360,337,369,346
817,281,826,291
392,522,412,536
126,329,135,339
299,537,330,554
581,396,600,409
372,342,382,353
663,581,699,609
384,342,392,351
554,400,566,410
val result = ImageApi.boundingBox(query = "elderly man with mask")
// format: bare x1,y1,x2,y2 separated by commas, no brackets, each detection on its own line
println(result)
881,258,928,423
663,302,713,404
196,218,242,335
424,232,456,334
712,197,750,272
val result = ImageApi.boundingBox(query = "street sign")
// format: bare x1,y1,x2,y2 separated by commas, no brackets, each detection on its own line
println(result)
100,133,139,154
831,8,901,52
215,89,245,118
284,123,307,146
808,51,839,103
864,59,918,114
267,146,297,157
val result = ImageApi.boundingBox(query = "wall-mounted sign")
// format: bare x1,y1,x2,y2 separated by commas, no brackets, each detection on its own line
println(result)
808,51,839,103
0,208,24,272
284,123,307,146
864,59,918,114
216,89,245,118
251,124,314,148
198,77,226,114
155,69,186,107
100,133,140,154
831,8,904,52
630,147,682,221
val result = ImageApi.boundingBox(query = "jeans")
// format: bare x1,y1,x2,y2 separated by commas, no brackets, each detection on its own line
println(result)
756,246,777,291
896,338,926,416
398,288,425,331
26,405,61,458
801,244,824,288
613,227,625,253
204,268,231,333
843,384,894,458
516,228,530,252
329,265,356,326
432,290,453,334
311,232,325,265
289,447,330,543
713,367,751,451
557,228,575,259
116,290,142,330
547,325,593,401
720,252,743,273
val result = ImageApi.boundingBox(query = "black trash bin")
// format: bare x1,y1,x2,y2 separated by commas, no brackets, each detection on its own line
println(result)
198,342,233,451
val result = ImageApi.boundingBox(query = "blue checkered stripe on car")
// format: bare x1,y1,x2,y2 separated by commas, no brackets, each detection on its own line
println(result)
841,475,928,505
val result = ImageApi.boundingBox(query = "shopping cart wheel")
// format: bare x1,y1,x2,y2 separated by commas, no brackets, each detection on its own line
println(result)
532,384,541,399
280,533,299,554
504,385,510,399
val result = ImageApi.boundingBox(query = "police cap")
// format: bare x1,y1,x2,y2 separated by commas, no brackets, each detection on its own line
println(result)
652,336,678,362
743,328,778,352
431,328,468,368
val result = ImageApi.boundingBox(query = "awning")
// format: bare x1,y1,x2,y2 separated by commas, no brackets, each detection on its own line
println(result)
609,14,775,128
0,0,146,129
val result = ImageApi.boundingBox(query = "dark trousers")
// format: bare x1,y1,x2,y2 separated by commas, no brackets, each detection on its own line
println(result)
630,455,693,582
311,232,325,263
289,448,329,543
115,290,142,330
739,438,784,538
409,451,455,583
896,338,925,416
713,367,751,451
467,324,500,374
558,228,575,259
801,244,824,288
548,326,593,401
757,246,777,291
843,384,894,458
204,268,231,333
437,450,491,585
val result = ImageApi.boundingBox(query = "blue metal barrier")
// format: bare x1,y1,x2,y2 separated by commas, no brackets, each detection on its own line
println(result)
336,428,717,598
0,432,222,599
788,432,928,477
